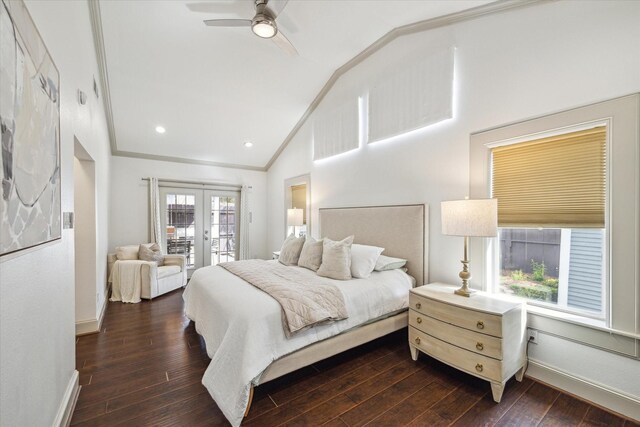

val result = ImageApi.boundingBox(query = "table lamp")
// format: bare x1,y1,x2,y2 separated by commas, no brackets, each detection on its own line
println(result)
287,208,304,236
441,198,498,297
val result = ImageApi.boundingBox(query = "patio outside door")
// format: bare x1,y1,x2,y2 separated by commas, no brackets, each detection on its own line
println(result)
160,187,239,277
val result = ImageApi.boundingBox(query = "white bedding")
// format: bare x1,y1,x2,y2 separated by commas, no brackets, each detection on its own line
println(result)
183,261,414,426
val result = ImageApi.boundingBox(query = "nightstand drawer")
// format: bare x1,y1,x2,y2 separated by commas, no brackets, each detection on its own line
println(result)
409,310,503,360
410,293,503,337
409,326,502,382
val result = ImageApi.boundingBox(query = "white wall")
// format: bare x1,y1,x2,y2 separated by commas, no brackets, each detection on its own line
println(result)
0,0,112,425
267,0,640,417
109,157,268,260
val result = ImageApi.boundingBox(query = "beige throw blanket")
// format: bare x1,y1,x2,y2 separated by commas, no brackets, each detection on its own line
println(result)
109,260,145,303
219,260,348,335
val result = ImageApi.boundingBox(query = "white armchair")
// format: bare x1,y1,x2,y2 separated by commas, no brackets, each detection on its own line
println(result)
107,243,187,300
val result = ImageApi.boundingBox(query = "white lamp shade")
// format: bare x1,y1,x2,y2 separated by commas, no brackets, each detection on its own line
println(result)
441,199,498,237
287,208,304,227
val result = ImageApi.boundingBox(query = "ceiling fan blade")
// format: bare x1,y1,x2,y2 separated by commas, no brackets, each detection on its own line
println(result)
204,19,252,27
187,1,251,15
266,0,289,18
272,29,298,56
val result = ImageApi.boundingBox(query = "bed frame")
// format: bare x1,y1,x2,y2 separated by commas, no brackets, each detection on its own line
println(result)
247,204,429,412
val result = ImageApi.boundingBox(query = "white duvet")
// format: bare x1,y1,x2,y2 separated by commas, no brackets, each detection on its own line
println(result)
183,261,413,426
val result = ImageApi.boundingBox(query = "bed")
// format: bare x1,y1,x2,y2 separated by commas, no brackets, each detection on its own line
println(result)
183,204,428,426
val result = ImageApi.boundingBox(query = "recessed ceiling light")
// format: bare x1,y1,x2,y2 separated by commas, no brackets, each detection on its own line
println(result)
155,126,166,134
244,141,254,148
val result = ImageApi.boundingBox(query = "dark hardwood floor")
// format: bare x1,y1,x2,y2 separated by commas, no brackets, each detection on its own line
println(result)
72,289,637,426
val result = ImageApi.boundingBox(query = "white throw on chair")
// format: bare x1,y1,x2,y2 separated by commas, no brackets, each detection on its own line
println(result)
107,243,187,302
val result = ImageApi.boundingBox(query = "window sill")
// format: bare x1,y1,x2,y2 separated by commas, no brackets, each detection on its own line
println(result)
525,304,607,330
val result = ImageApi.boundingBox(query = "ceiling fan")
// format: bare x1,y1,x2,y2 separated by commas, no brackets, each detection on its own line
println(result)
203,0,298,56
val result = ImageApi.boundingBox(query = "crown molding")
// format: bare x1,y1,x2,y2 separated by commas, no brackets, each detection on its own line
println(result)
88,0,117,155
112,150,266,172
89,0,547,172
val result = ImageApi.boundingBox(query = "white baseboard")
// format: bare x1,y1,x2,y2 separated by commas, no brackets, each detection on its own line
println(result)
52,370,80,427
527,360,640,422
75,295,108,335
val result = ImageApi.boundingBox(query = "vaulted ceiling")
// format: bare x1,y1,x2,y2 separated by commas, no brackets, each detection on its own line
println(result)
96,0,494,170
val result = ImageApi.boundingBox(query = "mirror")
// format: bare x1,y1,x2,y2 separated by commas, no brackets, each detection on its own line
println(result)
284,174,310,238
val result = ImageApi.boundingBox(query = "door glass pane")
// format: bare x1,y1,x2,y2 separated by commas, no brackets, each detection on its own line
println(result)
210,195,236,265
165,193,195,268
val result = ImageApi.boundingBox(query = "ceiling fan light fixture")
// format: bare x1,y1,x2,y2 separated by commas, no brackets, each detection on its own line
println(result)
252,15,277,38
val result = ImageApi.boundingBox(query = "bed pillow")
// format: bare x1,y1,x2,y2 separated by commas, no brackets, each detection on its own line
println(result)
297,237,324,271
138,243,164,266
317,236,354,280
374,254,407,271
279,234,305,266
350,244,384,279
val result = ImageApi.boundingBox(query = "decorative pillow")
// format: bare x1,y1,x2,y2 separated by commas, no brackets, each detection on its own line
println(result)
278,234,305,266
351,244,384,279
297,237,324,271
116,245,139,260
317,236,354,280
138,243,164,266
374,254,407,271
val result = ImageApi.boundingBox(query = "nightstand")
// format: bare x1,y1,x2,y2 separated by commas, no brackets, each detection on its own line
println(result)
409,283,526,403
272,251,280,260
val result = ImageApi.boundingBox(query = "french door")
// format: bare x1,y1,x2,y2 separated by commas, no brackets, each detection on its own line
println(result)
160,187,239,277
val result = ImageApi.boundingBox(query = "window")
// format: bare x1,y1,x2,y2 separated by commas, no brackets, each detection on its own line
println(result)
491,126,607,319
313,98,359,161
166,193,196,268
498,227,605,319
469,94,639,356
368,46,454,143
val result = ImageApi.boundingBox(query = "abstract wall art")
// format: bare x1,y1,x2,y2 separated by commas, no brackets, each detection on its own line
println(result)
0,0,61,257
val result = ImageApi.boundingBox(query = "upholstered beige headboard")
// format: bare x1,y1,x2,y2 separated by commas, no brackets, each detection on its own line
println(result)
319,204,428,286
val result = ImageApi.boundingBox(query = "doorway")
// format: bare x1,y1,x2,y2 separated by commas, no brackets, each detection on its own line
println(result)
160,187,239,277
74,139,98,333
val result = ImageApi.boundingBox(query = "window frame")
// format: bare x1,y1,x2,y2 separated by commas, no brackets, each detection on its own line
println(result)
469,94,639,357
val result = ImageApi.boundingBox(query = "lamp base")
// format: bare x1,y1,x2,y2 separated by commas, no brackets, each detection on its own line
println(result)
455,240,475,297
454,286,476,297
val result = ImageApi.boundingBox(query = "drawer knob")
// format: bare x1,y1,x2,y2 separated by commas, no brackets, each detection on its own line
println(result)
416,317,423,324
475,363,484,372
476,342,484,351
415,302,422,310
476,321,485,330
414,337,421,345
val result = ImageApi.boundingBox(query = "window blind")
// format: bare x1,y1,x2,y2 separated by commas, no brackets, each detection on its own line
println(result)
313,98,359,161
368,46,453,143
491,126,606,228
